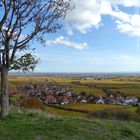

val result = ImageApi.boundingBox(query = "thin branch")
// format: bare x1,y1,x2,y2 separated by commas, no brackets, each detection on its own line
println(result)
10,20,22,63
0,0,12,30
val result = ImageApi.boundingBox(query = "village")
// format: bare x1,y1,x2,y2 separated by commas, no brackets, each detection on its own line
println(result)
9,83,140,106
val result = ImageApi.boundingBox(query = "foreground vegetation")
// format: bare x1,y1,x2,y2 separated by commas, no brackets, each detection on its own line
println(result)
0,111,140,140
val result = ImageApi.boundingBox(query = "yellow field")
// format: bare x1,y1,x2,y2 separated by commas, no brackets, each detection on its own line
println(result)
41,104,136,118
64,104,132,112
44,106,86,118
110,88,140,98
80,79,140,88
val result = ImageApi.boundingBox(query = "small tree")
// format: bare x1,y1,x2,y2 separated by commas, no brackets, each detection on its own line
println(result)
0,0,72,117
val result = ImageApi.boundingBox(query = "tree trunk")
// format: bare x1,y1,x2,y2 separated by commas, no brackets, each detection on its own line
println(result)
0,67,9,117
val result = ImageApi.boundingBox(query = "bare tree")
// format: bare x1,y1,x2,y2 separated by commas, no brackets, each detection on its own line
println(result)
0,0,72,117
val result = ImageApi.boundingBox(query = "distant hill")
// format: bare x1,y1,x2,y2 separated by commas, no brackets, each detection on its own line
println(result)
9,72,140,77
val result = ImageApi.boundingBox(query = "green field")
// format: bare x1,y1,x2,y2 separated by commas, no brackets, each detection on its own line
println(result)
71,86,106,96
110,88,140,98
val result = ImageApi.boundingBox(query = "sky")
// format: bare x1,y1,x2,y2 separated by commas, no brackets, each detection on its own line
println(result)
35,0,140,73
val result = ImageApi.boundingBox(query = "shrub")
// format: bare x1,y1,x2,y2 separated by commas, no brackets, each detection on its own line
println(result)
20,96,45,110
120,127,133,137
89,110,131,121
88,110,109,119
136,107,140,115
113,110,130,121
89,109,140,122
71,81,81,85
10,93,25,105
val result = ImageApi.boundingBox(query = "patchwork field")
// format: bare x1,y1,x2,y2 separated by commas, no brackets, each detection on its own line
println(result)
8,75,140,97
7,74,140,119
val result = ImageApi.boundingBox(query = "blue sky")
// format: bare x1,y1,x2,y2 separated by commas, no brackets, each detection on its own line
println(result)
35,0,140,73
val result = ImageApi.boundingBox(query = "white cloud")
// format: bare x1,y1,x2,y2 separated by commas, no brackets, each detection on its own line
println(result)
65,0,140,36
109,0,140,7
113,12,140,36
47,36,88,50
66,0,102,33
66,0,102,34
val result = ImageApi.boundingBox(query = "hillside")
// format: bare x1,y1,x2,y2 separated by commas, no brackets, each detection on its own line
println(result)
0,111,140,140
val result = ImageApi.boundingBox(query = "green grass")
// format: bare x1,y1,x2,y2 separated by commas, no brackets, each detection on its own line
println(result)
0,112,140,140
0,113,140,140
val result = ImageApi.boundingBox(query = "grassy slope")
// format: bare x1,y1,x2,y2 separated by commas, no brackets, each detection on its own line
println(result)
0,112,140,140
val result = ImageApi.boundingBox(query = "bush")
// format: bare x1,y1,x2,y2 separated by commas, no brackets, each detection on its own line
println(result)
113,110,130,121
120,127,133,137
88,110,110,119
10,93,25,106
70,81,81,85
136,107,140,115
89,110,132,121
20,96,45,110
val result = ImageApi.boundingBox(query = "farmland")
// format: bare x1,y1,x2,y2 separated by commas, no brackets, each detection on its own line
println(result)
71,86,106,96
7,74,140,118
8,74,140,98
3,74,140,139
